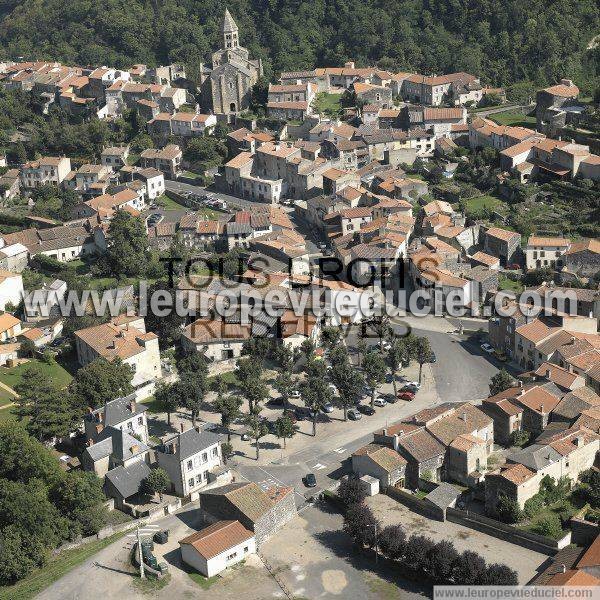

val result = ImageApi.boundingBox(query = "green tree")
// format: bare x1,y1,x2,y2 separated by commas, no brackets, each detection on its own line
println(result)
330,347,364,420
320,326,342,352
301,367,332,436
387,337,409,396
104,210,151,278
273,414,297,448
489,369,514,396
363,351,386,407
494,494,522,524
154,381,179,426
244,412,269,460
235,357,267,412
142,468,170,501
70,358,134,410
413,337,432,385
274,369,295,410
177,372,207,427
213,394,243,441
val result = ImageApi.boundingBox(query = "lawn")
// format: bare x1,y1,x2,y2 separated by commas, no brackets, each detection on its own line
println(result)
312,92,342,116
0,386,16,406
0,359,73,391
155,194,187,210
463,194,508,216
0,405,18,423
187,571,218,590
207,370,239,389
499,275,524,294
0,531,129,600
489,111,537,128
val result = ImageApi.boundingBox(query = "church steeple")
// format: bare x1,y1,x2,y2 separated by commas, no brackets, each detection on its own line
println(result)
222,9,239,50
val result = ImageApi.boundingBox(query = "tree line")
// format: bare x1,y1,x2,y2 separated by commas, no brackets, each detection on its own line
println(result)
337,477,519,586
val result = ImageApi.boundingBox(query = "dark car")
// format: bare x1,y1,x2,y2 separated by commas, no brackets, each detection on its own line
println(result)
304,473,317,488
357,404,375,416
429,352,437,363
382,393,398,404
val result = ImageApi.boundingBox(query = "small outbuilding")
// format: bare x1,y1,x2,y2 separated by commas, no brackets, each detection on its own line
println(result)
179,520,256,577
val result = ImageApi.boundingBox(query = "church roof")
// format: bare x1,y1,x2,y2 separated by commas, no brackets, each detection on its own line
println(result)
223,9,238,33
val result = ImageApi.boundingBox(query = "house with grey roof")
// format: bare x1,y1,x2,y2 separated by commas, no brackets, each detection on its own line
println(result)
104,460,152,511
81,425,150,479
84,394,148,444
156,425,226,499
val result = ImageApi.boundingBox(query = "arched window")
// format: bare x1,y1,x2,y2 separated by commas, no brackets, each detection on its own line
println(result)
230,102,236,112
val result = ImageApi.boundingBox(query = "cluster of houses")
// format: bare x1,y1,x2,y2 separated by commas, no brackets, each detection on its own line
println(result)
352,362,600,524
81,393,296,577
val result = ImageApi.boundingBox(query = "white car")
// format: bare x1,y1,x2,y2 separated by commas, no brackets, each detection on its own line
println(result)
405,381,421,389
377,340,391,351
327,383,338,394
481,343,494,354
373,397,387,407
290,390,301,399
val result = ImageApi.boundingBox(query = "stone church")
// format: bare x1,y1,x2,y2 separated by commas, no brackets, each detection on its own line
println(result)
200,9,263,116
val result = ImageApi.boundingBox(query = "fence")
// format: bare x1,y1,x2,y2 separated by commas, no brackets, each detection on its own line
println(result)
385,487,444,521
446,507,571,555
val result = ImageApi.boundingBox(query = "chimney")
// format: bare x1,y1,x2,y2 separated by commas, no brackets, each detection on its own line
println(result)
170,442,177,453
574,435,584,447
180,423,184,433
545,368,551,379
382,428,387,436
345,61,355,69
461,412,467,422
129,399,136,413
87,438,94,446
195,424,202,433
560,564,566,574
518,380,523,388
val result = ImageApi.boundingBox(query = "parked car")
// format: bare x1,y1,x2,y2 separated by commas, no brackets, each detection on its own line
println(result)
347,409,362,420
327,383,338,395
481,343,494,354
290,390,301,399
429,352,437,363
357,404,375,416
373,397,387,407
295,407,316,420
321,402,334,413
398,391,415,401
304,473,317,488
400,384,419,394
376,340,391,351
382,393,398,404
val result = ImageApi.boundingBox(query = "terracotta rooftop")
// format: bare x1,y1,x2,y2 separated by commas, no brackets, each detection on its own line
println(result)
179,520,253,559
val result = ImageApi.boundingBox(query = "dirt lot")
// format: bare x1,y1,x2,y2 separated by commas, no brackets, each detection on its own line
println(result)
366,494,549,584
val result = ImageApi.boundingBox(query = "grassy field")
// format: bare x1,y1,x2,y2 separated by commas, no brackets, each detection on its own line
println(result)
155,194,186,210
0,359,73,391
463,194,508,216
0,531,129,600
0,386,16,406
489,111,536,128
313,92,342,116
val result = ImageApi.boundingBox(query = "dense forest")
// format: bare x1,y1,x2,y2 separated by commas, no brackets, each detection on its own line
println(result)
0,0,598,93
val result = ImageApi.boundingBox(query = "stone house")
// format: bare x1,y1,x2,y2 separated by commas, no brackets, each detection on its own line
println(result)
200,482,297,547
0,168,20,201
0,312,22,341
563,239,600,279
482,387,524,446
352,444,407,489
181,318,252,361
0,242,28,273
74,316,160,387
525,236,570,270
482,227,521,267
20,156,72,188
140,144,182,178
447,434,489,487
101,146,130,169
536,80,579,132
156,426,224,500
353,82,392,108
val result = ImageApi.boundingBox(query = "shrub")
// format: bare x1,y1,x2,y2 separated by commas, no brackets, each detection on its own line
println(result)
378,524,406,560
453,550,487,584
337,476,367,508
404,534,435,572
482,563,519,585
509,430,530,448
427,540,459,581
343,503,378,548
494,495,522,523
523,494,545,519
531,514,563,539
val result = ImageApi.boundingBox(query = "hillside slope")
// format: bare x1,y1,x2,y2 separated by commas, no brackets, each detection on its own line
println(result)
0,0,597,91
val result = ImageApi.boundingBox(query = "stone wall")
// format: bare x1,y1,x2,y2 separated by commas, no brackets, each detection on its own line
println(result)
446,507,570,555
570,517,599,546
385,486,444,521
254,490,297,547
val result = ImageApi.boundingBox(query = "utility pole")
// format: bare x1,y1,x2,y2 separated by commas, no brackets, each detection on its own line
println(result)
137,525,145,579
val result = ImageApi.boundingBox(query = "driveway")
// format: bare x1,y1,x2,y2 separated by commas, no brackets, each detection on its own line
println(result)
366,494,548,584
